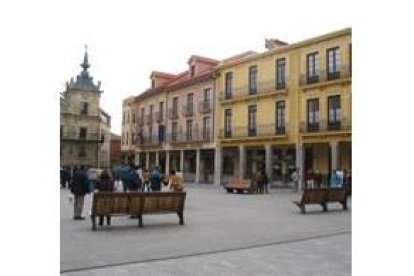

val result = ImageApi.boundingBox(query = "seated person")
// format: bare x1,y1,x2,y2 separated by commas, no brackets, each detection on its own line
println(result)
167,170,184,192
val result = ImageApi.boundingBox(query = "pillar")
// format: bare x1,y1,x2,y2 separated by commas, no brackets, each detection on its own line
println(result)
295,143,304,191
330,141,339,171
155,151,159,166
214,147,222,186
180,150,184,173
239,145,245,180
135,152,140,166
145,152,150,169
165,151,170,175
195,148,200,183
265,144,272,180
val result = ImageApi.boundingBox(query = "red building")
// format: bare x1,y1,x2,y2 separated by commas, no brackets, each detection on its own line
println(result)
110,133,121,167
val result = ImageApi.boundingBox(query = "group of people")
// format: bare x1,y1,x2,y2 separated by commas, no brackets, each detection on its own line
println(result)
251,169,269,194
66,162,185,221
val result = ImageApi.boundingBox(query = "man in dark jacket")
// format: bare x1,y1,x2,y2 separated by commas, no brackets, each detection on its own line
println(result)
150,166,162,191
71,165,89,220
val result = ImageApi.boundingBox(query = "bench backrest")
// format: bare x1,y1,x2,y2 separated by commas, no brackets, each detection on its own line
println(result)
301,189,327,204
226,178,251,189
92,192,186,216
325,188,347,202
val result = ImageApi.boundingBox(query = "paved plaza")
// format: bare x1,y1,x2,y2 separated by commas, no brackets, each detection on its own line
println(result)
61,185,351,275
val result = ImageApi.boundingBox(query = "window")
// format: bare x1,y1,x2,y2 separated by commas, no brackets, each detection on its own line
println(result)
127,111,129,124
173,97,178,116
276,101,285,134
306,52,319,83
148,126,153,142
81,102,88,115
172,122,178,142
186,120,193,141
150,105,153,115
60,126,63,138
79,127,87,139
122,112,125,125
190,65,195,77
349,44,352,77
327,47,340,79
328,95,341,130
187,93,193,114
203,117,211,140
225,72,233,99
248,105,257,136
126,132,128,145
132,112,136,124
159,102,164,120
224,109,232,137
276,58,286,90
307,99,320,132
151,79,155,89
204,88,211,102
78,146,86,158
249,66,258,94
131,132,135,144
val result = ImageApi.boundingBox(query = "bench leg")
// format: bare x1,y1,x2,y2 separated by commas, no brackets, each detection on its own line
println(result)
177,211,184,225
342,200,348,210
322,203,328,212
300,205,306,214
91,215,97,231
226,188,232,193
138,214,143,228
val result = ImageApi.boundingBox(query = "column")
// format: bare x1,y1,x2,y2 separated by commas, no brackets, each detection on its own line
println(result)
195,148,200,184
239,145,245,180
180,150,184,173
165,151,170,175
214,147,222,186
330,141,339,171
295,143,304,191
135,152,140,166
265,144,272,180
145,152,150,169
155,151,160,166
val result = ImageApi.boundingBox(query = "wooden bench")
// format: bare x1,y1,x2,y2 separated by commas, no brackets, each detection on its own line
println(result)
292,188,347,214
91,192,186,230
225,178,254,194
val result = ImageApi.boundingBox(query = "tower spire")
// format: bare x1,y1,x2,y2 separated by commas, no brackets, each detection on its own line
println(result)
81,45,90,71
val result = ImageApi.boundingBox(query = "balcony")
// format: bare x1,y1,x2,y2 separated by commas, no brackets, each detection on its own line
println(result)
168,108,179,120
167,126,212,145
219,124,286,139
182,103,194,117
219,80,287,101
137,116,144,126
137,134,163,148
155,111,164,123
299,64,351,87
61,132,103,142
299,118,351,134
146,114,153,125
199,99,212,113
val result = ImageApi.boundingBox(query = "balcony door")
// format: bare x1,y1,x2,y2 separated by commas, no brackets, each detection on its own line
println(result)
248,105,257,136
307,99,319,132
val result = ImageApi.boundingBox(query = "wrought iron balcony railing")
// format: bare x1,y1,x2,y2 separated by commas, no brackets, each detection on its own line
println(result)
182,103,194,117
219,124,286,139
300,64,351,86
299,118,352,133
155,111,164,123
199,99,212,113
61,132,103,142
136,134,164,147
219,80,287,101
168,108,179,120
167,128,212,144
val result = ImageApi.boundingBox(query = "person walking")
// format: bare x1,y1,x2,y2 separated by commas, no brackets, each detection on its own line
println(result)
291,169,299,192
142,169,150,192
87,166,98,193
150,166,162,192
96,170,114,226
70,165,89,220
262,169,269,194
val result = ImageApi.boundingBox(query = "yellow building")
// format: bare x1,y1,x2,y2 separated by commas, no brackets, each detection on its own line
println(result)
214,28,351,189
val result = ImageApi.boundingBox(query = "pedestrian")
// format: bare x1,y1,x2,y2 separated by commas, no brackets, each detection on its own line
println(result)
291,169,299,192
167,170,184,192
87,166,98,193
70,165,89,220
60,167,65,189
330,170,340,188
254,170,263,194
314,170,322,188
305,169,315,189
96,170,114,226
143,169,150,192
150,166,162,192
262,169,269,194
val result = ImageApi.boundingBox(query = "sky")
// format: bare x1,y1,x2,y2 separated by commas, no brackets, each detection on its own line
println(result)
50,0,353,135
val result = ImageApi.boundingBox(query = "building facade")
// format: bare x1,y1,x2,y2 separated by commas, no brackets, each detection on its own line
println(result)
214,28,351,189
60,49,111,169
110,133,122,167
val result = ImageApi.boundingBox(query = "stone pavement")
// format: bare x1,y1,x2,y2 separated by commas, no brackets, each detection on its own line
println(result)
61,185,351,275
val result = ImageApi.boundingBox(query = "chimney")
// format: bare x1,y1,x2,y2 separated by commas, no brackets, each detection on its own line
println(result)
265,38,288,50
